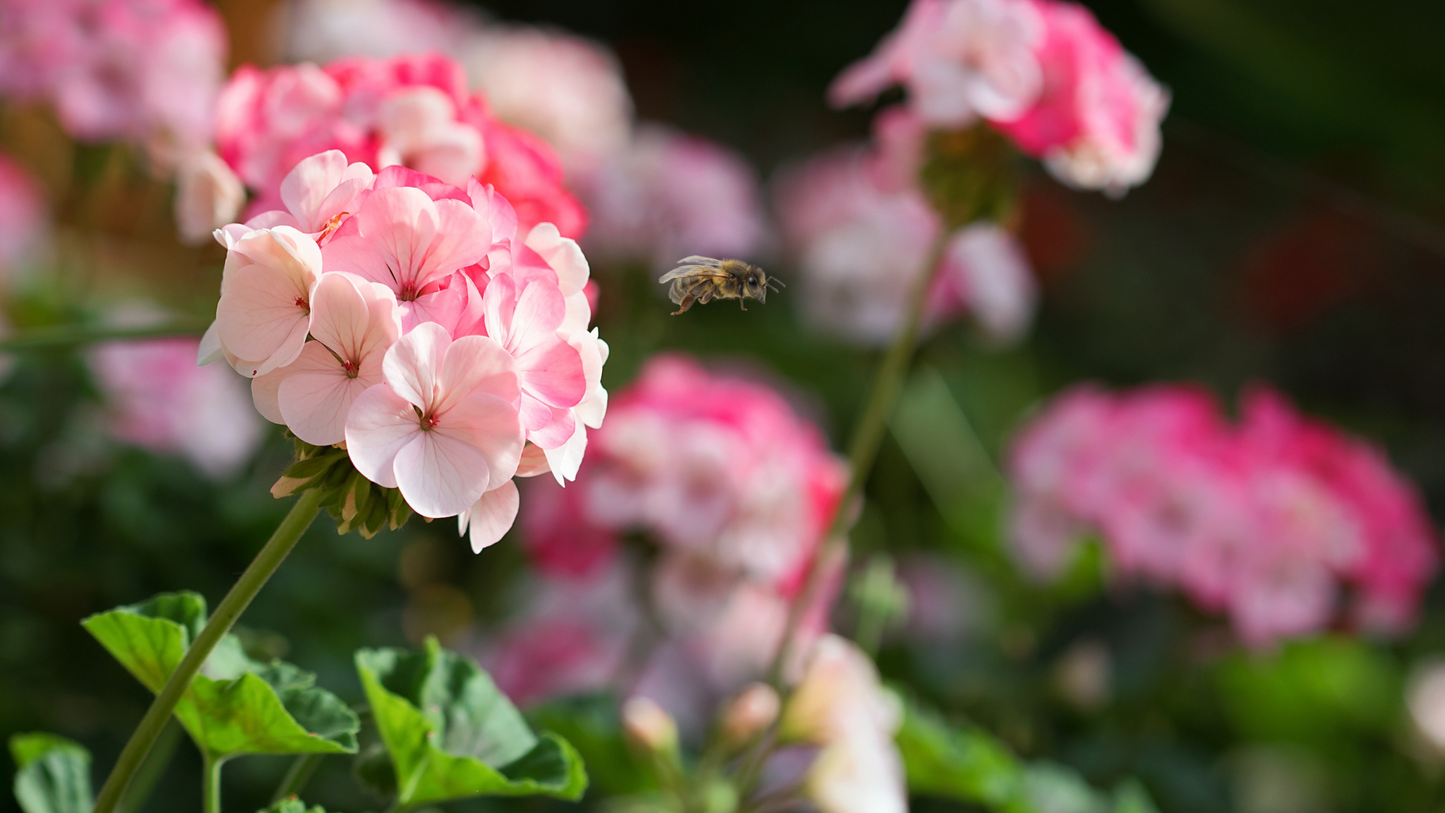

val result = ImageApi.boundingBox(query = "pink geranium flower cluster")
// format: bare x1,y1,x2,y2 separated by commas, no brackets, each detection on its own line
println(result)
1008,383,1440,647
831,0,1169,194
0,0,227,170
774,108,1036,345
201,149,606,551
214,52,587,241
485,355,847,722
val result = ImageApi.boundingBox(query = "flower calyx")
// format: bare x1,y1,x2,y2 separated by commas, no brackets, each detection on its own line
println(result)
272,433,415,538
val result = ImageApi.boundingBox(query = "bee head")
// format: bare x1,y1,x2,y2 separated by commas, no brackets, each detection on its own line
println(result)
744,269,766,303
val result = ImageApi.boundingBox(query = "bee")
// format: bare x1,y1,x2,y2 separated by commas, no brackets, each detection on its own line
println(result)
658,256,784,315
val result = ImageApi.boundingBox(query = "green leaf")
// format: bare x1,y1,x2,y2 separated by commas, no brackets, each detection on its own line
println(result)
9,733,93,813
82,591,359,761
528,694,653,796
896,698,1157,813
355,637,588,807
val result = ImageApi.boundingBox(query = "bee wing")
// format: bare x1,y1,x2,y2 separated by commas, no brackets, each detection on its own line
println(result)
658,265,733,284
675,255,723,267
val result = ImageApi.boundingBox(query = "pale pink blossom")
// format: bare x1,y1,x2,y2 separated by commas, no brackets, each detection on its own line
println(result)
345,322,523,518
1006,383,1439,647
174,151,245,244
994,0,1169,195
581,124,767,271
830,0,1044,126
780,635,906,813
320,184,491,328
246,149,375,238
0,152,48,274
212,226,325,377
458,479,520,553
375,86,485,187
773,121,1036,345
90,326,263,478
251,272,401,446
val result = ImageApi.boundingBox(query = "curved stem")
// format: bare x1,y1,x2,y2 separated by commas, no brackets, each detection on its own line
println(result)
765,232,951,689
0,321,208,353
203,754,224,813
271,753,325,804
93,489,326,813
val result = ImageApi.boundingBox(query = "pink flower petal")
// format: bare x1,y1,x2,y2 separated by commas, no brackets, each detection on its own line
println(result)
515,335,586,408
459,479,521,553
393,421,493,518
278,342,374,445
434,390,525,484
438,334,518,415
381,321,449,409
345,383,422,488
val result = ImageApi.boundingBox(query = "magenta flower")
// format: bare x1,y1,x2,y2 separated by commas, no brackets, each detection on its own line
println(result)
346,322,523,519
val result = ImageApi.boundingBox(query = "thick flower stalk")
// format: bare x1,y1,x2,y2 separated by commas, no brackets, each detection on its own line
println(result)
1008,383,1440,646
203,149,608,550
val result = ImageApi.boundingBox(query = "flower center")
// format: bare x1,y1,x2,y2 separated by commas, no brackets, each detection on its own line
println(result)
293,296,308,311
341,359,360,379
413,405,439,431
398,281,419,302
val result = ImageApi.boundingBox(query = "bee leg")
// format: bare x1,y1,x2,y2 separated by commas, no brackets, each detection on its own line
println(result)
739,298,747,312
670,295,696,316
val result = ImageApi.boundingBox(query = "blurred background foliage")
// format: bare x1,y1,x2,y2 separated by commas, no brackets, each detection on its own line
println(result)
5,1,1445,812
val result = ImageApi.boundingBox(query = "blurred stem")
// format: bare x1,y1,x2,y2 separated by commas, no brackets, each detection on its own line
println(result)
0,321,208,352
765,232,951,689
118,718,183,813
92,489,326,813
271,753,325,804
202,755,223,813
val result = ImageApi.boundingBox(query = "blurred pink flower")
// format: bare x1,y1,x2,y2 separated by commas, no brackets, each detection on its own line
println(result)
90,332,263,478
215,53,587,239
274,1,633,175
0,153,48,274
830,0,1044,126
462,26,633,173
481,562,641,706
830,0,1167,194
174,152,245,245
773,114,1036,345
1006,383,1439,647
581,124,767,272
1,0,228,171
580,355,847,589
994,0,1169,195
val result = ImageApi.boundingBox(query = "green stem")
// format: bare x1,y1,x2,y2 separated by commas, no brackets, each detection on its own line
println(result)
118,719,183,813
765,232,951,689
93,489,325,813
0,321,208,353
271,753,325,804
203,754,224,813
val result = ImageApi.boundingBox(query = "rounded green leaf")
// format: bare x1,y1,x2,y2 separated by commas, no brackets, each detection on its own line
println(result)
9,733,93,813
355,637,587,807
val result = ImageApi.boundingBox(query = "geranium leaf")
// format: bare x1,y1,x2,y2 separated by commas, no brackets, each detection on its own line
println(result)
355,637,587,807
82,591,359,761
9,733,93,813
896,697,1157,813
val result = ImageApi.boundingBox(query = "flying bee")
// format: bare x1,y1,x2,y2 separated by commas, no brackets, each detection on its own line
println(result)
658,256,784,315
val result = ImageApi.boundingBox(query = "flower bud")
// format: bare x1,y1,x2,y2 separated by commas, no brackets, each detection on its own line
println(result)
719,683,780,745
622,696,678,754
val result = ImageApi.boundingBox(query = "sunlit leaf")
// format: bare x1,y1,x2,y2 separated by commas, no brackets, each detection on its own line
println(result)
355,637,587,807
9,733,93,813
82,591,359,760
